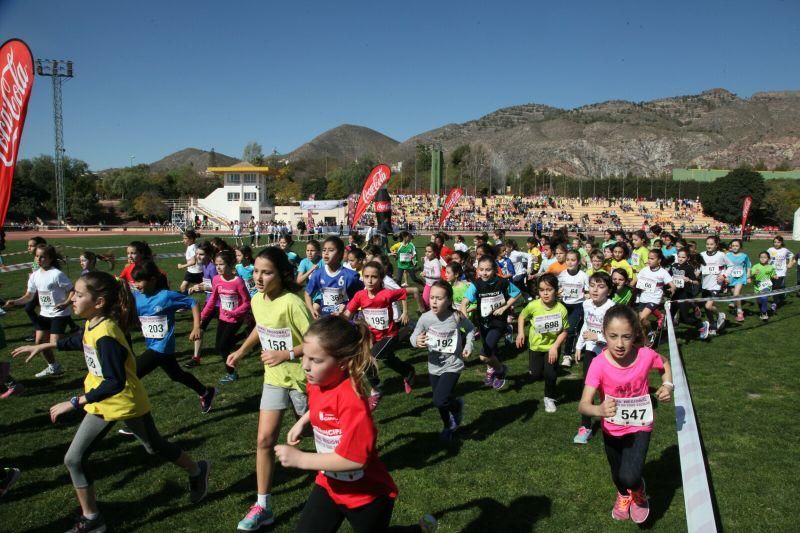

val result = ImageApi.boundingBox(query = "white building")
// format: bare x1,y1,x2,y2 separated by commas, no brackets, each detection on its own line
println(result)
193,162,274,226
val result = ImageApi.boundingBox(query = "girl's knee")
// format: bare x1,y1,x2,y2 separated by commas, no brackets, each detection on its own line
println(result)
257,430,279,450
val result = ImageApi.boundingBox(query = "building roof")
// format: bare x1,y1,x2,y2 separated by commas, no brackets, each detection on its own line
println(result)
207,161,271,174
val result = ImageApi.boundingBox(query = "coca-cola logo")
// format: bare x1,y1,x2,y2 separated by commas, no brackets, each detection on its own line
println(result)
361,168,388,203
0,44,32,167
375,201,390,213
444,190,462,211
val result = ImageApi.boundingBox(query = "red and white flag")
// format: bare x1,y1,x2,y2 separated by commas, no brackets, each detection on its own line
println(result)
0,39,34,228
351,164,391,227
438,187,464,228
740,195,753,238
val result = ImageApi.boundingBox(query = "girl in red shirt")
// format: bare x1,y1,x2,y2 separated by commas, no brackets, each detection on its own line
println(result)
343,261,414,410
275,315,397,532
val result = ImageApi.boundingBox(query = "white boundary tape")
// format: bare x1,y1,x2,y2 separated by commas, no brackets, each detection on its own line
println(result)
0,252,185,274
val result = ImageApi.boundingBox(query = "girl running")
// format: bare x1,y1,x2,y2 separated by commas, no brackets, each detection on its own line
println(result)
578,305,673,524
201,250,251,384
699,236,732,336
119,241,157,291
725,239,751,321
305,236,363,319
226,247,312,531
130,260,216,412
421,243,445,309
629,231,650,274
750,251,778,321
278,235,300,272
344,261,414,409
236,246,258,297
461,255,521,390
411,281,474,441
5,244,73,378
545,244,568,276
274,315,397,532
12,272,210,532
767,236,795,311
610,244,635,285
296,240,323,286
446,262,473,319
670,249,709,339
516,273,568,413
574,271,615,443
177,230,204,294
611,269,633,306
394,231,420,286
185,241,217,369
635,249,674,346
558,249,589,368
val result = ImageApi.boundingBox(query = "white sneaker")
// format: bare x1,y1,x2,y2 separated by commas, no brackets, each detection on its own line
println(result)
561,355,573,368
35,363,64,378
716,312,726,331
544,397,557,413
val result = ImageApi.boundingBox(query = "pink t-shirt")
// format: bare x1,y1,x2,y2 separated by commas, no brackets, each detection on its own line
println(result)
585,346,665,437
201,274,251,323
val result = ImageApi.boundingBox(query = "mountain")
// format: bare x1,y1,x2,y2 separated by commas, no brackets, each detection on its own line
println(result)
287,124,399,163
386,89,800,178
148,147,240,173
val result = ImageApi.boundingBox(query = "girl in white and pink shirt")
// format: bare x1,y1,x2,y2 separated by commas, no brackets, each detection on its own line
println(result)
578,305,673,525
201,250,251,384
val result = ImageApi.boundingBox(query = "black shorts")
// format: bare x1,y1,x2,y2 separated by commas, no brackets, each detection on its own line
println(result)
184,272,203,284
636,302,660,312
35,315,69,334
701,290,721,298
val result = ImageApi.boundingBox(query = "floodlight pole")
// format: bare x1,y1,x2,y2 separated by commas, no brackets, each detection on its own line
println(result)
36,59,74,225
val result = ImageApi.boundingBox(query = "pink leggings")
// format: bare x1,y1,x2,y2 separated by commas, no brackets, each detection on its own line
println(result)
422,283,433,309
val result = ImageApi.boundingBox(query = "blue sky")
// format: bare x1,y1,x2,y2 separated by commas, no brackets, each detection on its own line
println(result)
2,0,798,171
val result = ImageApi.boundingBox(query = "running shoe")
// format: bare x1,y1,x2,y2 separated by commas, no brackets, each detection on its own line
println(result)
698,321,710,340
611,492,632,521
708,329,718,337
736,311,744,322
0,383,24,399
219,372,238,384
368,391,382,411
629,480,650,524
573,426,592,444
728,302,736,310
183,357,201,369
492,366,507,390
188,460,211,503
770,303,777,313
716,312,726,331
761,313,769,321
655,315,664,330
543,397,557,413
646,330,657,347
200,387,216,414
439,427,456,442
66,513,106,533
35,362,64,378
118,428,135,437
403,371,416,394
237,504,274,531
0,467,21,498
419,514,438,533
561,355,573,368
483,368,496,387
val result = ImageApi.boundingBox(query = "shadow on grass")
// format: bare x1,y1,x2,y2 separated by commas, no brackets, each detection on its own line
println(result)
641,444,681,528
430,494,552,532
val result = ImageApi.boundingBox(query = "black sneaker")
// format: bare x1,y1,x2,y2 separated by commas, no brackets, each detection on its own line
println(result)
183,357,201,369
118,428,135,438
0,467,21,497
189,460,211,503
24,334,35,342
67,513,106,533
200,387,216,414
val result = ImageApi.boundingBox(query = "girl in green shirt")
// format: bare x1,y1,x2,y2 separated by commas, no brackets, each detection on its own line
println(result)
611,268,634,306
750,251,778,321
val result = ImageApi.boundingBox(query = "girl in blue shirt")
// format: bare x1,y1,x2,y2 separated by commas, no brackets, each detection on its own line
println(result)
725,239,751,322
304,236,363,319
235,246,257,297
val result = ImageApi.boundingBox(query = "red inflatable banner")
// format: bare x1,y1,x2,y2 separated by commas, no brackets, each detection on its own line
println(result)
438,187,464,228
0,39,34,228
351,164,391,227
741,195,752,238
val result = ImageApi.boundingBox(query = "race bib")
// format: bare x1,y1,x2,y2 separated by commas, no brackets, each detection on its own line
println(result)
426,328,458,354
757,279,772,292
480,294,505,317
82,344,103,377
256,325,292,351
202,278,212,291
585,313,604,338
701,264,721,276
636,278,658,293
534,313,562,334
244,277,256,292
630,254,640,267
220,294,239,311
424,263,439,280
399,252,413,263
362,308,390,330
561,283,582,300
728,266,744,279
140,315,168,339
38,290,55,310
673,276,685,289
313,427,364,482
773,257,786,271
606,395,653,427
322,288,345,307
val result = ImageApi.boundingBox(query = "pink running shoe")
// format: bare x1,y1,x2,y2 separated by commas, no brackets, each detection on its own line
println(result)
403,371,416,394
0,383,24,399
736,311,744,322
368,391,382,411
629,482,650,524
611,492,632,521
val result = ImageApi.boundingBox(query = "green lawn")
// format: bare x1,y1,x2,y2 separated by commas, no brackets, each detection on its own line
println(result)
0,234,797,532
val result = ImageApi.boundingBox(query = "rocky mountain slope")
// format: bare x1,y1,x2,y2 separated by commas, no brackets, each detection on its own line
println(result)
148,147,239,173
287,124,399,163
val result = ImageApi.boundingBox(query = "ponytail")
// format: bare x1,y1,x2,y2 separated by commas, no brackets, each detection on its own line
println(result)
82,271,137,332
305,315,375,398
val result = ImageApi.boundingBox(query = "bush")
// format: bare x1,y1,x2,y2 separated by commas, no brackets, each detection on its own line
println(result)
701,168,766,224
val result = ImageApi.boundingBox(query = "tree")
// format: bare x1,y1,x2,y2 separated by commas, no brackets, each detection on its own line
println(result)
762,179,800,225
701,168,766,223
67,172,104,223
132,192,168,220
302,177,328,199
243,142,264,165
273,179,302,204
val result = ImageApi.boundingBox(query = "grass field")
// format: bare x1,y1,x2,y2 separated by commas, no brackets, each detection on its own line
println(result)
0,234,797,532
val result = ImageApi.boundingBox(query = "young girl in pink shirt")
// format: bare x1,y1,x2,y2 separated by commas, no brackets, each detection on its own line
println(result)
201,250,251,384
578,304,673,525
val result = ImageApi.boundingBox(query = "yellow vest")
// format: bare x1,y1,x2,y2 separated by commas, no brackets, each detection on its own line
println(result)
82,318,150,421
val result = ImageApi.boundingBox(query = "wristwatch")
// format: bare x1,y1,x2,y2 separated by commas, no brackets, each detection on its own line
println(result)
288,349,296,361
70,396,82,410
